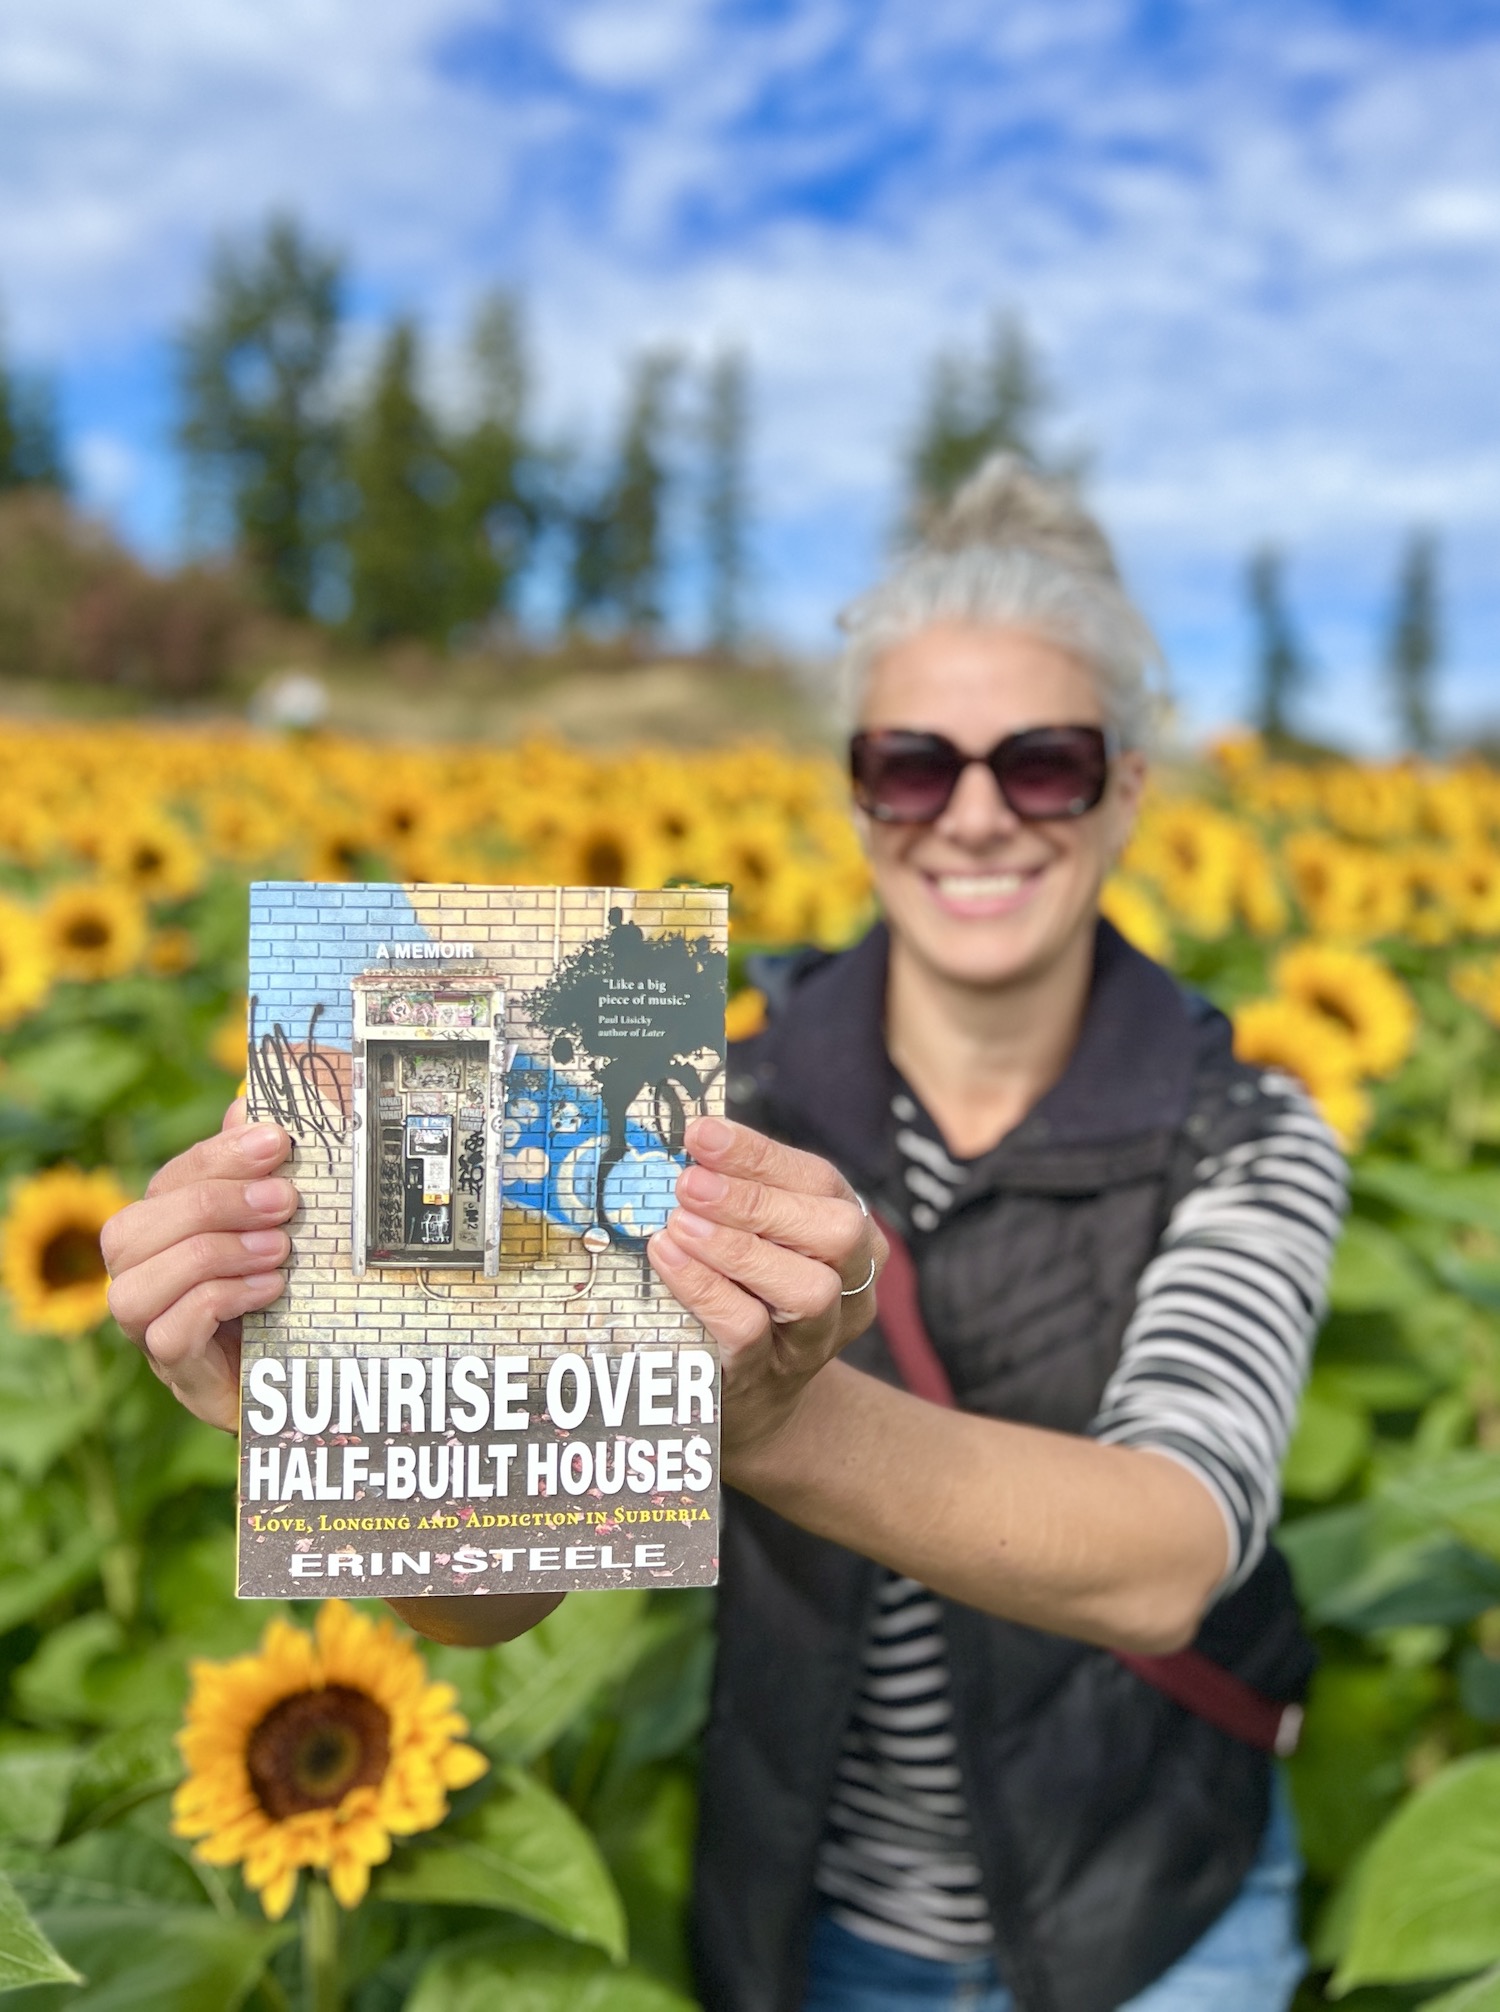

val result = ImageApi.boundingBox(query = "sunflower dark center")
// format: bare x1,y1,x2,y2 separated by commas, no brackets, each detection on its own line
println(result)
65,916,110,950
40,1226,107,1290
246,1686,390,1819
1310,988,1359,1034
132,845,164,874
583,836,627,885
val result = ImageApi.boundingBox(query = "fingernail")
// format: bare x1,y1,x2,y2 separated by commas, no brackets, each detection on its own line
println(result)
648,1232,685,1269
671,1209,715,1240
679,1165,727,1204
244,1179,293,1213
688,1116,732,1153
240,1229,286,1257
241,1124,284,1162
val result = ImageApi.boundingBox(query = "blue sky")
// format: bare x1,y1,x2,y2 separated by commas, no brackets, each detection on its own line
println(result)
4,0,1500,744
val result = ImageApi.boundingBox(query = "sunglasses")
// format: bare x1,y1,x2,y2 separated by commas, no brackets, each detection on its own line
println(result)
849,725,1114,825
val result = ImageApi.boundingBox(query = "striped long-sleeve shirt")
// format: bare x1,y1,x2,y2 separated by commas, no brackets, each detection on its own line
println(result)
813,1073,1346,1963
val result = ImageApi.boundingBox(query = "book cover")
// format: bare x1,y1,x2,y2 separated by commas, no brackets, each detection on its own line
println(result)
236,883,728,1600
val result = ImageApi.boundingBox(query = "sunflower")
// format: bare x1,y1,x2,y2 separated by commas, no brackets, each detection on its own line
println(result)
2,1165,130,1336
210,997,248,1075
1231,997,1369,1148
1282,833,1408,943
1273,942,1418,1079
1320,764,1420,844
100,814,206,903
1401,849,1463,947
1233,833,1289,939
1451,847,1500,938
0,897,52,1028
41,882,148,983
1454,956,1500,1027
1125,802,1239,938
1099,877,1173,964
173,1601,488,1919
205,793,288,868
145,926,198,977
725,987,768,1041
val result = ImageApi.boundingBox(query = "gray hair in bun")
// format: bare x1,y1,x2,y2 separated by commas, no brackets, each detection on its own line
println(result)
838,454,1165,749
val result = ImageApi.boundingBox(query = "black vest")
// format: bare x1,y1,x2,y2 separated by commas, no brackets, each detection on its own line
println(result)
693,922,1316,2012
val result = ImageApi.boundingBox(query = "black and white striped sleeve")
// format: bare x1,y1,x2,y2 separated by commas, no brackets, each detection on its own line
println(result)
1089,1082,1349,1592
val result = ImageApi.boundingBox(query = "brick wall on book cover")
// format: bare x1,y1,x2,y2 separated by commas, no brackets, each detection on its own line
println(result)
241,882,726,1374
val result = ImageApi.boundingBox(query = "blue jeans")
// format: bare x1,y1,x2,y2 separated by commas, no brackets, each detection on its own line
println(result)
802,1774,1305,2012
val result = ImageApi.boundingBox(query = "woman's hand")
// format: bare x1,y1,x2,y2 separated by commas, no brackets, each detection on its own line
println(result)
99,1100,297,1432
648,1116,887,1464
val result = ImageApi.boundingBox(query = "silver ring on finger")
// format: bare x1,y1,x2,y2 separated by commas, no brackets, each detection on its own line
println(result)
841,1254,877,1299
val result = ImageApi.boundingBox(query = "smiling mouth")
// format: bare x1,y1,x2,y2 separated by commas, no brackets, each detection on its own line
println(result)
925,865,1046,904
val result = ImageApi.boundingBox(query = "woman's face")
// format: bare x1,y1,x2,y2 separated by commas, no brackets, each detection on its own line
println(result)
857,622,1146,992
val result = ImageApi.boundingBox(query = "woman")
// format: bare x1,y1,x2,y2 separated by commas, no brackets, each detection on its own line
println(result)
103,458,1343,2012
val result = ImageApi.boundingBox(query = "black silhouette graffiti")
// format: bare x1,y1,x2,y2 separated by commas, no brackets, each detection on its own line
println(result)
246,999,349,1174
524,910,727,1246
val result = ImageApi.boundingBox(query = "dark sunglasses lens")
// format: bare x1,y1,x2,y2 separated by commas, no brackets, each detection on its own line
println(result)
996,729,1109,818
852,738,961,822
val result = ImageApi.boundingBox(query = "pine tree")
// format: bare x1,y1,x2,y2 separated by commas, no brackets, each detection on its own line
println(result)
702,348,749,656
443,292,538,638
1388,530,1439,753
612,349,679,641
906,313,1060,530
567,348,679,642
0,312,65,491
1247,547,1305,741
177,215,344,618
344,319,451,646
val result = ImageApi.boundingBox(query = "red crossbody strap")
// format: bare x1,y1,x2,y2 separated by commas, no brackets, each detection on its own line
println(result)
871,1215,1301,1759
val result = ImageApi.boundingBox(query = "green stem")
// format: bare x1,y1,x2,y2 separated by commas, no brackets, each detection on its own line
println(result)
301,1877,341,2012
68,1335,138,1625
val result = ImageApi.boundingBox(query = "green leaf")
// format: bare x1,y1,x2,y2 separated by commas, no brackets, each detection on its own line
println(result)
406,1934,696,2012
1278,1504,1372,1611
593,1766,697,1991
1290,1662,1444,1884
377,1765,626,1960
1336,1752,1500,1989
0,1534,107,1639
7,1033,146,1117
0,1869,79,1992
446,1591,651,1761
1311,1537,1500,1633
1420,1964,1500,2010
0,1743,77,1850
1458,1650,1500,1726
60,1725,181,1842
0,1399,102,1485
1316,1362,1439,1411
1436,1254,1500,1314
1354,1161,1500,1236
1283,1389,1371,1501
18,1826,212,1913
5,1906,287,2011
1328,1218,1432,1314
1385,1453,1500,1564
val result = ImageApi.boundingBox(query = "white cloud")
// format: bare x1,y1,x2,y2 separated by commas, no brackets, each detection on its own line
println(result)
2,0,1499,739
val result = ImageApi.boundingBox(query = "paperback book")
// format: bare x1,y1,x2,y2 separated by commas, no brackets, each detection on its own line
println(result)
236,883,728,1600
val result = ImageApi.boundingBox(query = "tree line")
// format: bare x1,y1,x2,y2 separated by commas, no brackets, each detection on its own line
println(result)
174,218,751,655
0,222,1450,740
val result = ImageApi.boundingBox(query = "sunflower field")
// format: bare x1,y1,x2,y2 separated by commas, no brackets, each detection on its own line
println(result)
0,720,1495,2008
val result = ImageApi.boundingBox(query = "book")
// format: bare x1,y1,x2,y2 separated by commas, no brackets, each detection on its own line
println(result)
236,883,728,1601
